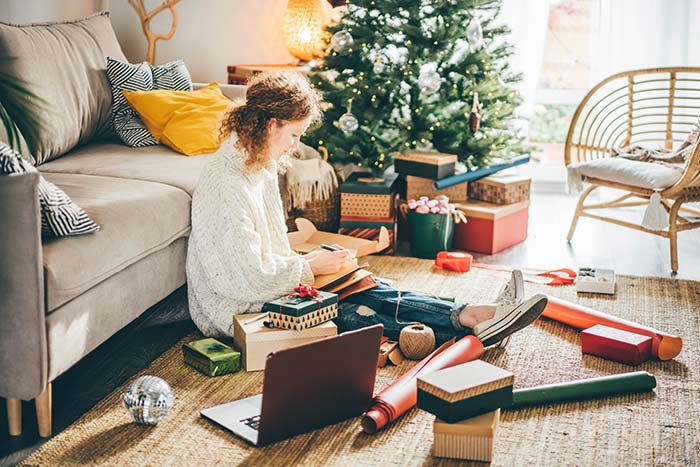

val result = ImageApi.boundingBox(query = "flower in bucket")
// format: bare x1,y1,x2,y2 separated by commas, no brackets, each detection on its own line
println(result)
404,195,467,223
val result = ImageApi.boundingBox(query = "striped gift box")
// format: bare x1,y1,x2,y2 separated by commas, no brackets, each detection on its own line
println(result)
433,410,500,461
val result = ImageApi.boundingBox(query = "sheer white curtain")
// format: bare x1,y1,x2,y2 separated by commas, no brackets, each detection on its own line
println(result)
498,0,551,120
591,0,700,83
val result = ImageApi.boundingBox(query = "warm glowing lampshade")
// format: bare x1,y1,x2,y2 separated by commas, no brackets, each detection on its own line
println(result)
283,0,326,62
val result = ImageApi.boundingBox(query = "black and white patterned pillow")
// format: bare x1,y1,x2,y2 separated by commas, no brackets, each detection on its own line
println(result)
0,143,100,237
106,57,193,148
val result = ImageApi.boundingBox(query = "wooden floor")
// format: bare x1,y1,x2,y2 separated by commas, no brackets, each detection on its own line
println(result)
1,191,698,466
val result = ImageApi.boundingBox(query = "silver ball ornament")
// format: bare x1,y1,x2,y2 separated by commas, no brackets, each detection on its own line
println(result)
418,70,441,93
122,375,174,425
338,112,359,133
331,30,354,53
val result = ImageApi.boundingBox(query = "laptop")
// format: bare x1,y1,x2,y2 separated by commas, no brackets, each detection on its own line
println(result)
200,324,383,446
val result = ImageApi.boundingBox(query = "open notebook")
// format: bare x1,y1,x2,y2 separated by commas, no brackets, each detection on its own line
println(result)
313,260,378,299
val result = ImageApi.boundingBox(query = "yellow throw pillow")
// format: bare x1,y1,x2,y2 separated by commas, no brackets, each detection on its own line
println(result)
122,82,232,155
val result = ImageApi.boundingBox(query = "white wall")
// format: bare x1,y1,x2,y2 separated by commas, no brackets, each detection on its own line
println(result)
0,0,107,23
108,0,303,83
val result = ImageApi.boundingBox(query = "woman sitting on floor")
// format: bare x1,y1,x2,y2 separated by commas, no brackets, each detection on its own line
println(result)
186,72,547,346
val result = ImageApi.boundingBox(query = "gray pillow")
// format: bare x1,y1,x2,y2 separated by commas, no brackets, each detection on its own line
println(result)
106,57,193,147
0,12,127,165
0,143,100,237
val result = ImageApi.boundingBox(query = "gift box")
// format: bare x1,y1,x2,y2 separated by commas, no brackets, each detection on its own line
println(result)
576,267,616,294
405,175,467,203
394,151,457,180
417,360,514,423
182,338,241,377
340,172,400,218
468,173,531,205
262,290,338,330
433,410,500,462
453,200,529,254
338,217,397,255
233,313,337,371
581,324,652,365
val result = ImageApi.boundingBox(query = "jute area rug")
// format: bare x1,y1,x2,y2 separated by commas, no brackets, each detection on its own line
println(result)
21,257,699,467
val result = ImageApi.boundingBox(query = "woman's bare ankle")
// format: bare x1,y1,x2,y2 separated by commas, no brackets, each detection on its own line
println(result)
459,305,497,328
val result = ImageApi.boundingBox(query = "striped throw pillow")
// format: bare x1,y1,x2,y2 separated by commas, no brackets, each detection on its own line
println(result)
0,143,100,237
106,57,193,148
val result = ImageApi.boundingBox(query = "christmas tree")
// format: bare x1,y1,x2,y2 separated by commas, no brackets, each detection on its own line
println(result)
304,0,528,176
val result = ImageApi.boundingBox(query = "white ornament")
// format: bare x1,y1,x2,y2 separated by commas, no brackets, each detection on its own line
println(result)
331,30,354,53
373,59,385,74
418,69,441,93
338,112,359,133
467,19,484,50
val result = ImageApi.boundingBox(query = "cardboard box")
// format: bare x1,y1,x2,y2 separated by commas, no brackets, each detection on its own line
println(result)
405,175,467,203
394,151,457,180
262,291,338,331
340,173,399,218
576,267,616,294
182,338,241,377
338,223,396,255
288,218,390,258
581,324,652,365
417,360,513,423
233,313,337,371
453,200,529,254
468,173,531,205
433,410,500,462
377,340,403,367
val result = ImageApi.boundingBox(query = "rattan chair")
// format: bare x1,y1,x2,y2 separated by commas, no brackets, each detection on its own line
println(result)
565,67,700,273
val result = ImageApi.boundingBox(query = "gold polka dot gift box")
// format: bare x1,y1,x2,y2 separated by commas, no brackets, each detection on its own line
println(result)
262,290,339,331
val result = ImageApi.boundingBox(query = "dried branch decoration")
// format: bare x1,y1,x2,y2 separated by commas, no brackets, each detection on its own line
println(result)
128,0,183,64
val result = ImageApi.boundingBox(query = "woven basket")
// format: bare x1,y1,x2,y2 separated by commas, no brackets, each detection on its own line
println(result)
282,147,341,233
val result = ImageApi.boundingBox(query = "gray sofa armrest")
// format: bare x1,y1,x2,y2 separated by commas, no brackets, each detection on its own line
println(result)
193,82,247,101
0,172,47,400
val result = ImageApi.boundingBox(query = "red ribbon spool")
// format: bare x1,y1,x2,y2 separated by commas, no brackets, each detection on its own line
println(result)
435,251,472,272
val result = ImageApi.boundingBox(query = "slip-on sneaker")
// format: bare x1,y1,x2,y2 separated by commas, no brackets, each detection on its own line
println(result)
474,293,548,347
491,270,524,348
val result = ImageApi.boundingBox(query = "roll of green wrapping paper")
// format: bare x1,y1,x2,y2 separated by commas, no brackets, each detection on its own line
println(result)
509,371,656,408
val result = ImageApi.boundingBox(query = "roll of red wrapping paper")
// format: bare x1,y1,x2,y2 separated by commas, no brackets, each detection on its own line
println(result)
544,295,682,360
361,335,484,434
508,371,656,408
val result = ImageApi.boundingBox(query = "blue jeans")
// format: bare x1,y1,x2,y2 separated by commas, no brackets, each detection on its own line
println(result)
333,278,471,345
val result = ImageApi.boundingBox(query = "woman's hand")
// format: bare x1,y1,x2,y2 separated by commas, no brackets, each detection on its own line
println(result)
304,249,351,276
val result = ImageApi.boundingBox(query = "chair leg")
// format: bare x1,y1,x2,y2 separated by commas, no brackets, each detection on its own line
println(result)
669,199,683,273
6,398,21,436
35,383,52,438
567,185,596,242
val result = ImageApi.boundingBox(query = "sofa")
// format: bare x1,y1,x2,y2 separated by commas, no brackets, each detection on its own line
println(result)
0,13,246,437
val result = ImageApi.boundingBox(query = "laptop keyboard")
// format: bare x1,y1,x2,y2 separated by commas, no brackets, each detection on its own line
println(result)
240,414,261,431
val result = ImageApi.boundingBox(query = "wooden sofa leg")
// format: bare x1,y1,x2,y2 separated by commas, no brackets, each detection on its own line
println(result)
7,398,22,436
35,383,52,438
567,185,596,242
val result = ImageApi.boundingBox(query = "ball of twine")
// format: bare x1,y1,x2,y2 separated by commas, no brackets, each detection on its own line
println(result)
399,324,436,360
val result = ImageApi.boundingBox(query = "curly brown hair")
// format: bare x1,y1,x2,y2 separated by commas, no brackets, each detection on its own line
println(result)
220,71,323,169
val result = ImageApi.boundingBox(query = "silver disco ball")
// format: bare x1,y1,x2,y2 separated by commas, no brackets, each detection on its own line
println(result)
122,375,174,425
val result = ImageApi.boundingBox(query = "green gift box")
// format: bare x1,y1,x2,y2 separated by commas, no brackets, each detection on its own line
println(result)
182,338,241,377
262,290,338,330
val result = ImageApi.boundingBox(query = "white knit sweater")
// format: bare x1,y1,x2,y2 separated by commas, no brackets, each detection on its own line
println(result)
186,135,314,337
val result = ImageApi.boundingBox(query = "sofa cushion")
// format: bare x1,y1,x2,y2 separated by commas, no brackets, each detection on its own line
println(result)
40,142,214,195
41,173,191,311
107,57,193,148
0,12,127,165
